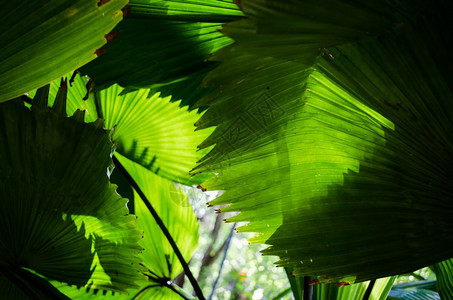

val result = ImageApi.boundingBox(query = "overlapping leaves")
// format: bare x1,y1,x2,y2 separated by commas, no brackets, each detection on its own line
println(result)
113,153,199,299
80,0,243,108
40,73,212,184
388,280,440,300
53,153,199,299
193,0,453,284
0,87,144,298
0,0,127,103
286,268,395,300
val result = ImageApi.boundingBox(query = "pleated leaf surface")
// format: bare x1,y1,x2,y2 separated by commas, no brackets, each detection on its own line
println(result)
434,258,453,300
0,93,144,297
99,85,213,184
53,153,199,299
80,0,243,108
0,0,127,103
115,153,199,293
193,0,453,284
37,73,212,184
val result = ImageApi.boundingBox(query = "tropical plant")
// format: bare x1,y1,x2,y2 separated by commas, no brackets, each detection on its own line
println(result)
1,0,452,299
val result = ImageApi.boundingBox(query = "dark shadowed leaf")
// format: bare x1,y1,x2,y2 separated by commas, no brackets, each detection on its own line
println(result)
51,153,198,299
0,87,144,297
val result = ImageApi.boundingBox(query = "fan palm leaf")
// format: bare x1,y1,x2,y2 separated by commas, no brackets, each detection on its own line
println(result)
79,0,243,108
0,0,127,103
30,73,213,184
51,153,199,299
0,84,144,298
193,0,453,284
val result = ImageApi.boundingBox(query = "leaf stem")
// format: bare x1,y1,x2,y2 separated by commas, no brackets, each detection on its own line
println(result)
112,154,205,300
362,279,376,300
208,223,236,300
303,276,313,300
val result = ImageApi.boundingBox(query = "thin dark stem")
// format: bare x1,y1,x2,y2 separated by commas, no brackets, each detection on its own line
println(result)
146,273,191,300
198,214,227,283
112,155,205,300
208,223,236,300
409,272,425,281
362,279,376,300
303,276,313,300
166,283,192,300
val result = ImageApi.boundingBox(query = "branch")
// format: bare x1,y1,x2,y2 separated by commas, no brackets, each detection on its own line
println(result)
208,223,236,300
409,272,426,281
112,155,205,300
209,236,229,263
198,214,224,277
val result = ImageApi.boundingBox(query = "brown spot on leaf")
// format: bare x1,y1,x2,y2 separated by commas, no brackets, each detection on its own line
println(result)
104,31,119,43
309,279,320,286
335,281,350,288
197,185,207,192
60,77,68,91
97,0,110,7
94,47,105,57
122,6,131,18
233,0,242,11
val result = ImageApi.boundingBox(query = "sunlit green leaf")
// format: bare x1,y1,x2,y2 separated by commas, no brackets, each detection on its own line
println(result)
36,73,214,184
115,152,199,280
55,153,199,299
0,0,127,103
80,0,243,108
99,85,214,184
193,0,453,284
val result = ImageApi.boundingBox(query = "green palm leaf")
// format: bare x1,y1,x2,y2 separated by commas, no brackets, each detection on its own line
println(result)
53,282,187,300
0,0,127,103
388,289,440,300
313,277,395,300
51,153,199,299
193,0,453,284
0,87,144,297
389,280,440,300
434,258,453,300
285,268,395,300
33,73,213,184
79,0,243,108
98,85,213,184
114,153,199,298
27,72,99,123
